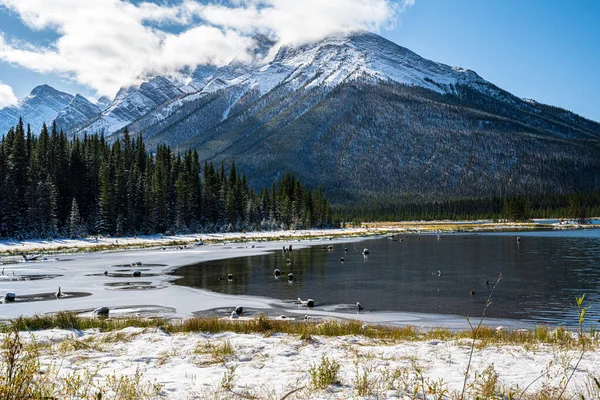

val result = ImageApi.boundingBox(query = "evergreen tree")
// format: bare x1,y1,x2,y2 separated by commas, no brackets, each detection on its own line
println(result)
69,197,86,238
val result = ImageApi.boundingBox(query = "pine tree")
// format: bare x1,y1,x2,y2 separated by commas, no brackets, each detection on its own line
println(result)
68,197,86,238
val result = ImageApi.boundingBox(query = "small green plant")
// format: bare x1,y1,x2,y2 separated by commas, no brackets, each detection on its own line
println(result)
100,368,163,399
467,364,500,398
557,294,591,399
308,355,341,390
0,329,43,398
220,364,238,391
353,362,376,396
195,339,236,363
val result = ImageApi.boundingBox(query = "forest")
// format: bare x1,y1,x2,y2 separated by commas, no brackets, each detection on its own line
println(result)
0,118,332,239
334,192,599,224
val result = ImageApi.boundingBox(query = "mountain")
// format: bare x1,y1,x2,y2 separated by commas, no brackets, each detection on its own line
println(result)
0,85,74,135
74,76,186,135
110,31,600,202
95,96,111,111
55,94,102,133
4,31,599,204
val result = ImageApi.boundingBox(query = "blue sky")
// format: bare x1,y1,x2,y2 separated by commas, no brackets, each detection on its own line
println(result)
0,0,598,122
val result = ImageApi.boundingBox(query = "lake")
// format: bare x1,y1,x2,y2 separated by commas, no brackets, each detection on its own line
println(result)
172,229,600,326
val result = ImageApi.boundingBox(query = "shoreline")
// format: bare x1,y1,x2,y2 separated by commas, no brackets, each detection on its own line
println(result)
1,219,598,257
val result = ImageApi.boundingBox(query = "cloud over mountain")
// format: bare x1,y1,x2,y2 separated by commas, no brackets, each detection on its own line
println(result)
0,0,408,97
0,81,17,107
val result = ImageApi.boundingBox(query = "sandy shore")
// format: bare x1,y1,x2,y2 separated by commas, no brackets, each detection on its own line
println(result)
7,326,599,399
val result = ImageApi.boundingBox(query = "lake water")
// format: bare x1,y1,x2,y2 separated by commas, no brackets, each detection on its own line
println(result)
172,229,600,326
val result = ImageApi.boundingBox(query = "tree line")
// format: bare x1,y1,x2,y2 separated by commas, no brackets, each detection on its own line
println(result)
335,192,600,225
0,118,332,239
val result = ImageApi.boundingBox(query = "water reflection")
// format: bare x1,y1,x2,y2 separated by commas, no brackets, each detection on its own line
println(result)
171,231,600,326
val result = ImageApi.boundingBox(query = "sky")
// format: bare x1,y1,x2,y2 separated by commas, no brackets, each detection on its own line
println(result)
0,0,598,122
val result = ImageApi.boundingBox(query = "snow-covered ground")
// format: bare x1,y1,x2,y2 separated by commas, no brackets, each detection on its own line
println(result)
0,229,372,254
12,327,600,399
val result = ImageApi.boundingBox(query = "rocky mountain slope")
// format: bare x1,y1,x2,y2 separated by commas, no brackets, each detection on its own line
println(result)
54,94,101,133
118,31,600,202
0,85,73,135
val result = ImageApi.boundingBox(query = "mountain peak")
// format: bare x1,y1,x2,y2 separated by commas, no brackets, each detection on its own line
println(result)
30,84,63,97
251,33,277,60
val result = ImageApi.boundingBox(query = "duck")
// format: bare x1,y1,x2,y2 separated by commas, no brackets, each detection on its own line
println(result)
362,248,369,255
55,287,63,298
357,302,364,311
287,273,294,281
3,292,16,302
298,298,315,307
94,306,110,316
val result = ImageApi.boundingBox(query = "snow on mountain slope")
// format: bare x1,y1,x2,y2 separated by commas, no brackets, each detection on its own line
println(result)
262,31,494,95
55,94,101,132
95,96,111,111
0,85,73,135
74,76,186,135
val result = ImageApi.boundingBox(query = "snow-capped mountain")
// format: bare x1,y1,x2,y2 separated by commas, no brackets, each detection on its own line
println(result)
3,31,599,202
130,31,599,201
0,85,74,135
54,94,101,133
74,76,186,135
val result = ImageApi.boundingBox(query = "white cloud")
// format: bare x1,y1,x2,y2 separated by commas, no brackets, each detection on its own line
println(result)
0,81,18,107
0,0,411,98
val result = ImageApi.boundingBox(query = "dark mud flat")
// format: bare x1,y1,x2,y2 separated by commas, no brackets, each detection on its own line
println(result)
75,305,177,317
112,263,167,268
86,272,159,278
0,273,63,281
104,281,165,290
2,291,92,304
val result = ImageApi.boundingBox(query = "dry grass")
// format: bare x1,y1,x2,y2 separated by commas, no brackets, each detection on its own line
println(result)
3,312,596,350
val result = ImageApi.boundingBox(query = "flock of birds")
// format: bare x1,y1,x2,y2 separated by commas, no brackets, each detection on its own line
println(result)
221,244,371,319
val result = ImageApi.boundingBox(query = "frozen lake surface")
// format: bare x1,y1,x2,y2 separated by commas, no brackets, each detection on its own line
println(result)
3,229,600,328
